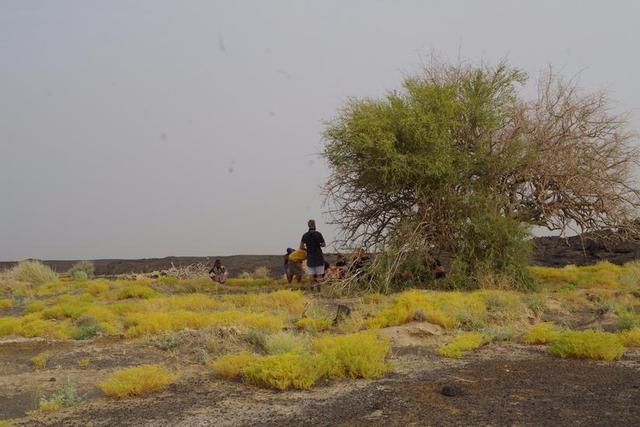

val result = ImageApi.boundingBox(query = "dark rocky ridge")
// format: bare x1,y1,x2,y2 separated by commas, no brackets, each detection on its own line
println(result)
2,235,640,276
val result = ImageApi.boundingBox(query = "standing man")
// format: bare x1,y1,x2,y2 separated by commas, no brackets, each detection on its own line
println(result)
300,219,326,291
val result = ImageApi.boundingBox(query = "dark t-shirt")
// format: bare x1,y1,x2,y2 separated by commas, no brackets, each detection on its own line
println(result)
301,229,325,267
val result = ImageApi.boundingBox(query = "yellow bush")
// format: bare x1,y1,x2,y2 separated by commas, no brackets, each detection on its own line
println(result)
36,395,64,413
549,330,624,361
210,352,260,379
438,332,488,358
523,322,559,344
124,310,282,337
86,281,110,296
77,358,90,368
313,332,390,379
0,317,20,336
531,262,625,290
25,300,47,313
99,364,177,398
295,317,332,333
243,352,320,390
82,306,122,335
31,352,49,369
143,294,220,312
223,290,306,316
364,290,475,330
619,328,640,347
0,299,12,309
17,316,75,339
116,284,157,300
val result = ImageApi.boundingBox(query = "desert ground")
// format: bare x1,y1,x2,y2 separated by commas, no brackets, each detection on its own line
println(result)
1,260,640,426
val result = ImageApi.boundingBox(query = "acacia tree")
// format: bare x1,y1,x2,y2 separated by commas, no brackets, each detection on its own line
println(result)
323,61,640,289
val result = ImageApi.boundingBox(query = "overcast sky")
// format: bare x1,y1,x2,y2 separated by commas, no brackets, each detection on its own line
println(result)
1,0,639,260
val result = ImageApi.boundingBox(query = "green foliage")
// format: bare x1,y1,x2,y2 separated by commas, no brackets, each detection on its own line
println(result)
33,379,80,413
10,260,58,285
324,61,534,290
68,261,95,280
549,330,624,361
154,333,183,351
438,332,488,358
73,324,105,340
264,332,309,355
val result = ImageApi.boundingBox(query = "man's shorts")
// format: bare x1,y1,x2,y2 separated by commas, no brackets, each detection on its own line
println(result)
307,264,325,276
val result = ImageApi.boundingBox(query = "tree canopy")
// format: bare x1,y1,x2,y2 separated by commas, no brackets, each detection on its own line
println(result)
323,60,639,289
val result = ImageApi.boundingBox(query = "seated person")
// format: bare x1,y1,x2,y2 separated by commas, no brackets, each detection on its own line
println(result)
334,254,347,279
349,248,370,274
208,259,228,284
286,248,305,284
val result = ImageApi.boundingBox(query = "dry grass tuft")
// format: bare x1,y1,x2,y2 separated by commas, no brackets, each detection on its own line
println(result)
31,352,50,369
210,352,260,379
99,364,178,398
619,327,640,347
10,260,58,285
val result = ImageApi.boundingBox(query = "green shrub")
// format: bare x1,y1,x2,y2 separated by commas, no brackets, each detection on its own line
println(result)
33,379,80,413
264,332,309,355
549,330,624,361
11,261,57,285
73,324,105,340
154,333,183,351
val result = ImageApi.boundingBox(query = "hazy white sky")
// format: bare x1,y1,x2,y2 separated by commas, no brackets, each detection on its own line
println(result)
1,0,639,260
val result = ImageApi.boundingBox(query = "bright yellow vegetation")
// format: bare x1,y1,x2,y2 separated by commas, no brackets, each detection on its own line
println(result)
98,364,178,398
295,316,332,333
210,332,390,390
618,327,640,347
549,330,624,361
313,332,390,379
523,322,559,344
0,299,12,309
210,352,260,379
438,332,488,358
530,261,634,290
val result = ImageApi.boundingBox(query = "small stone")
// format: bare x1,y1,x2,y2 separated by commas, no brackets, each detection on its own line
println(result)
441,384,462,397
49,377,56,382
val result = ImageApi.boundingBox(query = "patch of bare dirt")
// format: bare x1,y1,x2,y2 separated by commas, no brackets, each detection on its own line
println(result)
7,343,640,426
